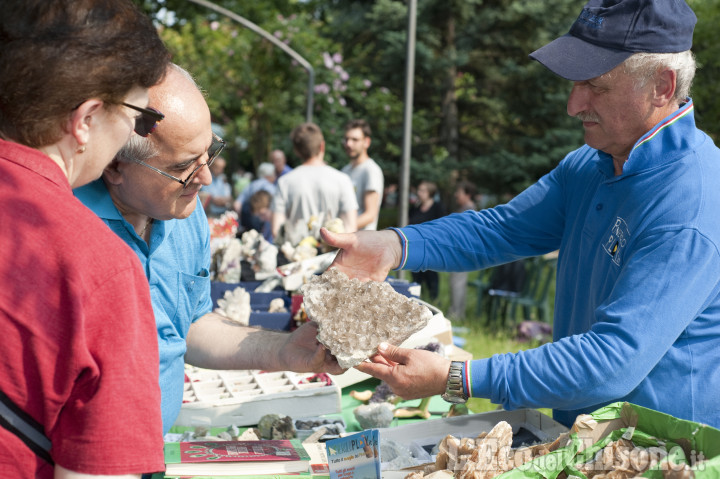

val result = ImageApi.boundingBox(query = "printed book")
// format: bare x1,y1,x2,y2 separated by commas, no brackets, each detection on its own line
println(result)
303,441,330,477
325,430,380,479
164,439,310,476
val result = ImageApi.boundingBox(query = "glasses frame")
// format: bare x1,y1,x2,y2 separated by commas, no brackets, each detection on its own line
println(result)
122,102,165,137
131,132,226,189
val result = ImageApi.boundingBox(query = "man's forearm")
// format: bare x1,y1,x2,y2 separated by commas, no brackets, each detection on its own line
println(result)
185,313,287,371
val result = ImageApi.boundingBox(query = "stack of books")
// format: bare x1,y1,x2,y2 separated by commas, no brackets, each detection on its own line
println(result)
163,439,316,477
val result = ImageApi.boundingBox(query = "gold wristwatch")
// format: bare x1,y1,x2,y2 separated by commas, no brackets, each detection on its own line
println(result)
441,361,468,404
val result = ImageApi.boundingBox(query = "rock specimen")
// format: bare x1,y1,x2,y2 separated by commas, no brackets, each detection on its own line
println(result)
257,413,296,440
300,268,433,368
215,286,251,325
407,421,560,479
354,402,395,429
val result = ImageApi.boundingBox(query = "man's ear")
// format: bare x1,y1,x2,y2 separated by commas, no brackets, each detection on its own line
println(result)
102,158,124,185
653,68,677,107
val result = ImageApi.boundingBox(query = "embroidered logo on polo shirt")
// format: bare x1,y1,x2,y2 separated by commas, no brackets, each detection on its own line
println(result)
602,217,630,266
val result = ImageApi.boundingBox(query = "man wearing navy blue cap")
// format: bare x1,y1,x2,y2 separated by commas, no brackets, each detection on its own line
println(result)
320,0,720,429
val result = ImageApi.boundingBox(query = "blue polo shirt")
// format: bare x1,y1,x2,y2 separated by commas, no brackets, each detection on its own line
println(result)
395,100,720,428
75,179,213,433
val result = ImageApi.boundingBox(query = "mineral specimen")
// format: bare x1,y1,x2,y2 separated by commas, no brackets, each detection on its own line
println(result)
268,297,287,313
300,268,433,368
575,437,672,479
257,413,296,440
214,286,251,325
354,402,395,429
409,421,559,479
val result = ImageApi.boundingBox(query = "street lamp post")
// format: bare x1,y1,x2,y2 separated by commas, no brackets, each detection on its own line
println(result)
186,0,315,122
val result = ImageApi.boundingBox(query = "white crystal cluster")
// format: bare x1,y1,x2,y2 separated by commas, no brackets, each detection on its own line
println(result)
278,211,345,250
301,268,432,368
268,297,287,313
211,230,278,282
215,286,251,325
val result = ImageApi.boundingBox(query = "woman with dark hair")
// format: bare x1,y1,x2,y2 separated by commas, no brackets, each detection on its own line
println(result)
0,0,170,477
408,181,446,300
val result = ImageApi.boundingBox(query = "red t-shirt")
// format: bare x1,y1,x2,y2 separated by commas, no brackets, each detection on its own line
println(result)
0,139,164,476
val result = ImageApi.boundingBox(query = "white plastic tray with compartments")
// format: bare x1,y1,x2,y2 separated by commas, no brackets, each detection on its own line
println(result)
174,366,342,428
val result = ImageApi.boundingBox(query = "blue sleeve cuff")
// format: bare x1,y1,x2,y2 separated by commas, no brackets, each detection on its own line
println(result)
465,358,493,399
387,227,409,271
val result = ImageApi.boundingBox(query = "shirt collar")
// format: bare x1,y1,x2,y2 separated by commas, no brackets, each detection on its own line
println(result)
73,178,123,221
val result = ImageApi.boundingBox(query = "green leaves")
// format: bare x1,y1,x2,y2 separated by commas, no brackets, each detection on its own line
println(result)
137,0,720,199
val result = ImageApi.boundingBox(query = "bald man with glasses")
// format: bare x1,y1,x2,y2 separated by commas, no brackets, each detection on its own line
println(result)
74,64,343,435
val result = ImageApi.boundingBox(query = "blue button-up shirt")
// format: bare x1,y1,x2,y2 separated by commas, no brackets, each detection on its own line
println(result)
75,179,212,433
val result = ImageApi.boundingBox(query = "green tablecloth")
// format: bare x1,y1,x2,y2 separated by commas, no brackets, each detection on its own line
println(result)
339,378,453,431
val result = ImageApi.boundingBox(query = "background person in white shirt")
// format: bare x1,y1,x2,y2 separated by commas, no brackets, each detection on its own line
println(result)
341,119,384,230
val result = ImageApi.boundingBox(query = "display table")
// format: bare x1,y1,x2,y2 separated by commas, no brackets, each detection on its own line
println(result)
168,378,452,436
339,378,453,432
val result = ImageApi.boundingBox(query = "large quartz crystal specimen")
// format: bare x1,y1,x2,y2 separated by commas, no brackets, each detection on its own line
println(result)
301,268,433,368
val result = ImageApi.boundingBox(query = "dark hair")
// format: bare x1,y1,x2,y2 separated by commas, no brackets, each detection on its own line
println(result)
290,122,324,161
344,119,372,138
456,180,477,198
418,180,437,197
250,189,272,214
0,0,170,147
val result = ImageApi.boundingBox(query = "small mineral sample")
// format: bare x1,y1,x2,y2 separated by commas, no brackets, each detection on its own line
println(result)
215,286,251,325
354,402,395,429
300,268,433,368
258,413,296,440
268,297,287,313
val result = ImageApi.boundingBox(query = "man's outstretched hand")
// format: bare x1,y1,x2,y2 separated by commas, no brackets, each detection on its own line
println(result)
321,228,402,282
355,343,450,400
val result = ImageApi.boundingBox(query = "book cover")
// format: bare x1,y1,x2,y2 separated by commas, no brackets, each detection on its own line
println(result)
303,441,330,477
164,439,310,476
325,430,380,479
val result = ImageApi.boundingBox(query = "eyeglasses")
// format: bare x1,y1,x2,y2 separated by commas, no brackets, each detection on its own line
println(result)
122,102,165,137
131,132,226,189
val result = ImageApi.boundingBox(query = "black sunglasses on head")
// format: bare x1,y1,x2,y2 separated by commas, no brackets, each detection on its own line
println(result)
122,102,165,137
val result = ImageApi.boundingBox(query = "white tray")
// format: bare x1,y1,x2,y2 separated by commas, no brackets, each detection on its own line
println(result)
175,366,342,428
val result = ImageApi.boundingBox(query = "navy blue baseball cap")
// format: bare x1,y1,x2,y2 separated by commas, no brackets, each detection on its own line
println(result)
529,0,697,81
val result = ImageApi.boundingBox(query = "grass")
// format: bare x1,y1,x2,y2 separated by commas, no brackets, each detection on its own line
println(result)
409,269,555,417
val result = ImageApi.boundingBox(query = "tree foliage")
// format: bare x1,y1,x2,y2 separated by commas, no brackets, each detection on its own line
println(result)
688,0,720,141
136,0,720,198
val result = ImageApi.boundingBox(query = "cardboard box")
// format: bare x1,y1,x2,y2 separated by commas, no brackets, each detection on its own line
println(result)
378,409,568,479
445,344,473,362
379,408,568,451
499,402,720,479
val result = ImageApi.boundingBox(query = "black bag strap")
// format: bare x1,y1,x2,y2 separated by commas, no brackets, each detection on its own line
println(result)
0,389,54,465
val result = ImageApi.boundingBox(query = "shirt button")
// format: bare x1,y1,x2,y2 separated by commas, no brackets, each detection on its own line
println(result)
596,204,603,211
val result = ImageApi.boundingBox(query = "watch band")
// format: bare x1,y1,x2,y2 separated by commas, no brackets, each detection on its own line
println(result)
441,361,468,404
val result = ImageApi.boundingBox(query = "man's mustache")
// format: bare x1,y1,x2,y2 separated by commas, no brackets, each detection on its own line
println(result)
575,112,601,123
